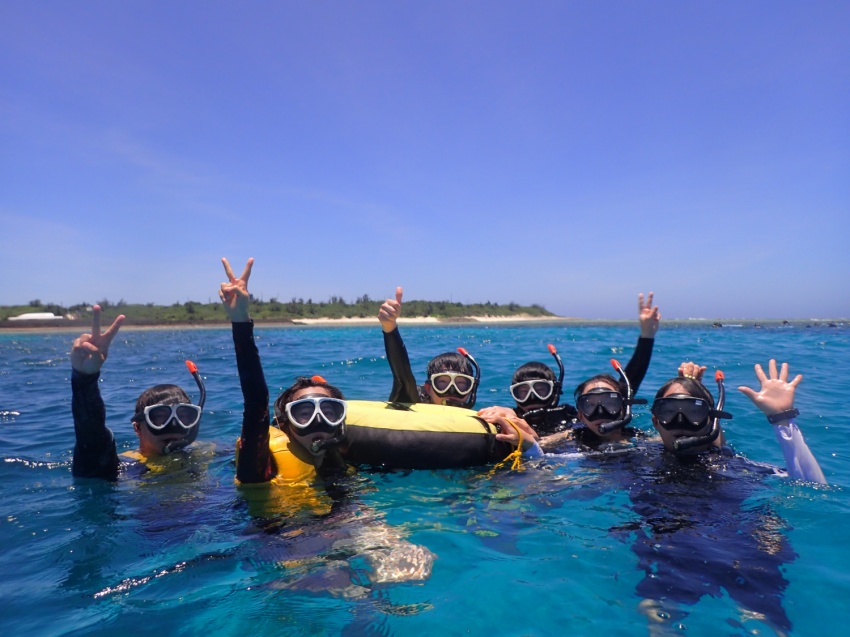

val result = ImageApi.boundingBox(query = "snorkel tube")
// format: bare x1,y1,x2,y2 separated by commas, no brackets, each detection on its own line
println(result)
548,344,564,407
162,360,206,455
457,347,480,408
673,370,732,452
597,359,646,434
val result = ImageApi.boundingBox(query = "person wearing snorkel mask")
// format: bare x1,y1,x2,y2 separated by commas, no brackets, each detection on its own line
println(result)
485,293,659,440
651,360,826,481
624,360,826,635
220,258,436,587
220,258,348,483
70,305,206,480
378,287,480,408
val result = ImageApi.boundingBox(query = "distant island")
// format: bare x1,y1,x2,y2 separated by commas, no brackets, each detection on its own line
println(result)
0,296,556,328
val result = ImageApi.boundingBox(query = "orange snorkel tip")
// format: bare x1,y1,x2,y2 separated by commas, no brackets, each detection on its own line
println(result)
185,360,198,374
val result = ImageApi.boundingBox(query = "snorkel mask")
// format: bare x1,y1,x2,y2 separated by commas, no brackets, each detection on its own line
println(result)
273,376,347,453
595,359,647,434
156,360,206,455
652,370,733,452
514,344,565,421
427,348,481,407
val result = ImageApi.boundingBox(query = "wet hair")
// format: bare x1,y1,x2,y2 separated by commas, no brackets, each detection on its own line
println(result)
573,374,621,400
654,377,716,407
132,384,191,422
273,376,345,426
512,362,556,384
426,352,472,378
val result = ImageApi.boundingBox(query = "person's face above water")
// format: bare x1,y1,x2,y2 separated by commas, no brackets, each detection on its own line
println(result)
652,382,715,453
575,380,624,438
133,402,200,455
510,378,555,415
425,370,474,407
286,387,340,456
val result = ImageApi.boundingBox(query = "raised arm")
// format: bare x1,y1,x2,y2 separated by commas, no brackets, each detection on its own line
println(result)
623,292,660,394
221,257,275,483
379,287,419,403
70,305,125,479
738,360,826,484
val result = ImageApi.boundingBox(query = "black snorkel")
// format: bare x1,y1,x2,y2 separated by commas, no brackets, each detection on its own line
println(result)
672,370,732,452
162,360,206,455
597,359,647,434
309,418,347,453
457,347,480,408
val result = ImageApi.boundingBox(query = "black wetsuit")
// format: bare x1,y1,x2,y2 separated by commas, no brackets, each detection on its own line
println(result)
611,444,795,633
71,369,120,480
382,327,422,404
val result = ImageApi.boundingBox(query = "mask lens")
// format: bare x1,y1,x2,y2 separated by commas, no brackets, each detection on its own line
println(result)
576,391,623,419
510,380,555,403
430,373,474,396
142,404,201,430
318,399,346,424
652,397,711,430
432,374,453,393
531,381,554,400
286,398,347,429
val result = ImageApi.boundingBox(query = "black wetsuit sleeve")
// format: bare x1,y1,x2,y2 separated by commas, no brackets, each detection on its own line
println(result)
233,322,276,483
623,336,654,395
71,369,120,480
383,328,420,403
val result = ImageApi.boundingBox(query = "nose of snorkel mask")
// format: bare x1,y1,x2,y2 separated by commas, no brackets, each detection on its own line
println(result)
596,359,648,434
664,370,733,452
161,360,206,455
273,375,347,453
515,344,565,420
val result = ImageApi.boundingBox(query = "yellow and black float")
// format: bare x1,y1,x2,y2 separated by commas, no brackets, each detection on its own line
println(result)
339,400,515,469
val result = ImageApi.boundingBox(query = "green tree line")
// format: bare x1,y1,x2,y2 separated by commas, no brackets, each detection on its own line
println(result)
1,296,555,324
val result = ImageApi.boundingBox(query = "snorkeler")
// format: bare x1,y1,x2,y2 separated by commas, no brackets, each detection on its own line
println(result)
378,286,480,407
220,257,348,483
220,257,437,586
70,305,206,480
650,359,826,481
620,358,826,634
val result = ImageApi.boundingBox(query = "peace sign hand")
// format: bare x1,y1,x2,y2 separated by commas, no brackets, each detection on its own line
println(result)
638,292,661,338
70,305,125,375
219,257,254,322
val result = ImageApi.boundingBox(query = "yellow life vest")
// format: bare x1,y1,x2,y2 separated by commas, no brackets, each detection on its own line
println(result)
235,427,332,517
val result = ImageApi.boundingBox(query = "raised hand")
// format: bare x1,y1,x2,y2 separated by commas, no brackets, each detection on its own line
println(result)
70,305,125,375
378,286,403,333
738,359,801,418
220,257,254,322
638,292,661,338
677,361,707,382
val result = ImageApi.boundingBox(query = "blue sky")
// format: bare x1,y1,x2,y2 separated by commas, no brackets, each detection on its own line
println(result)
1,1,848,319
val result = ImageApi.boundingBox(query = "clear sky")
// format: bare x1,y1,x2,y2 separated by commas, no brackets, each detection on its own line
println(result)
2,1,848,319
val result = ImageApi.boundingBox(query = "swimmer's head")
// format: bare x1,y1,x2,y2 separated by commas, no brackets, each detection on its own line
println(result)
510,362,558,415
572,374,627,437
274,375,347,456
423,352,477,408
132,384,201,455
651,377,725,454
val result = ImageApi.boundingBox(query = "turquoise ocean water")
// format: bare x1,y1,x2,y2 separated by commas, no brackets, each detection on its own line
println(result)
1,323,848,636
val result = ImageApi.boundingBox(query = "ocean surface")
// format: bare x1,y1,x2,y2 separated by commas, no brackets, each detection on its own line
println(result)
1,323,848,636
